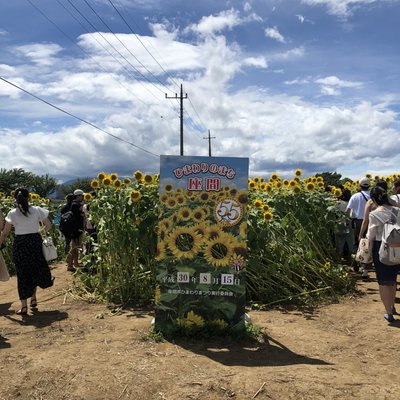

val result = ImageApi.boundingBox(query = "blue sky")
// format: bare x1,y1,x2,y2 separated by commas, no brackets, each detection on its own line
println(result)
1,0,399,182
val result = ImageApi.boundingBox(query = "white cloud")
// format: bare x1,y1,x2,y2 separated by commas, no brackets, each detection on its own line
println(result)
243,56,268,68
270,47,305,61
296,14,305,23
302,0,378,18
315,75,363,88
0,29,8,36
243,2,252,12
13,43,63,66
189,9,243,36
284,78,310,85
264,26,286,43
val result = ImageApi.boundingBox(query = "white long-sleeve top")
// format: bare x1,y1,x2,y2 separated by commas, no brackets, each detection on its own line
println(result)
367,206,399,241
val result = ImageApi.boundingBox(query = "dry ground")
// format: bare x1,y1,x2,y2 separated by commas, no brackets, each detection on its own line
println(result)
1,263,400,400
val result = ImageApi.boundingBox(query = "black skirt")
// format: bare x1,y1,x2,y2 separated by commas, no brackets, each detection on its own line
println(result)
13,233,53,300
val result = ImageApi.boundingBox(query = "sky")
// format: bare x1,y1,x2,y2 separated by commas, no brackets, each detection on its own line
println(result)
1,0,400,183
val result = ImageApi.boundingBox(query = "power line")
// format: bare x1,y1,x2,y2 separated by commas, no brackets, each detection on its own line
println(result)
83,0,169,94
0,77,159,158
64,0,162,104
27,0,150,109
107,0,180,90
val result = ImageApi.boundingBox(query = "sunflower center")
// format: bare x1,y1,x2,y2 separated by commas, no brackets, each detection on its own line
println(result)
175,233,194,252
210,243,228,260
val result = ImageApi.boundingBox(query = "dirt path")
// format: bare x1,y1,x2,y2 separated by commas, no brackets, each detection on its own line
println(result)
1,263,399,400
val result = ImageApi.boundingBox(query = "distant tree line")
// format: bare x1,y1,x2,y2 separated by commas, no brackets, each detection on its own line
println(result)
0,168,92,198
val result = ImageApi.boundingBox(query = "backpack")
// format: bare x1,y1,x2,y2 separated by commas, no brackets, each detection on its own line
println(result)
59,205,81,239
375,208,400,265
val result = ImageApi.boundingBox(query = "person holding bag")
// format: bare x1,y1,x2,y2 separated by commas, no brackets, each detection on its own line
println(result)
0,188,53,316
367,186,400,323
0,209,10,282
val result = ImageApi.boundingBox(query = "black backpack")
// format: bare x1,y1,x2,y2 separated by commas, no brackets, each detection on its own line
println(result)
59,205,80,239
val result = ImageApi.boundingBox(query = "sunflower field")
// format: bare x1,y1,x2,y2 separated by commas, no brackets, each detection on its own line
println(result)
73,168,360,307
3,170,398,308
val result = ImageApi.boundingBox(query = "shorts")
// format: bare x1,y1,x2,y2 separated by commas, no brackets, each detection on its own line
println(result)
373,241,400,285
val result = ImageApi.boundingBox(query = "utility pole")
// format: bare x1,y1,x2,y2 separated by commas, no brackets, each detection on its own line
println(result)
165,84,187,156
203,129,216,157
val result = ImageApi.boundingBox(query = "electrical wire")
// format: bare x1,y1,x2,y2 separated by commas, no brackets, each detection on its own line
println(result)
27,0,149,109
0,77,159,158
107,0,180,90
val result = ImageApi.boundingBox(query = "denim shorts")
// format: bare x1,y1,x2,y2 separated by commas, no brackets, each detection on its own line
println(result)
373,241,400,285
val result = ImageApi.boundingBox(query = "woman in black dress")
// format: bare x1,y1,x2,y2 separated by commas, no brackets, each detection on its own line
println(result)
0,188,53,315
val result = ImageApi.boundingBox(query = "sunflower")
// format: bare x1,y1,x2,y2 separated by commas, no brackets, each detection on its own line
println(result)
133,170,143,181
144,174,153,184
164,184,174,193
175,194,185,205
155,243,167,261
232,242,247,258
84,193,92,202
206,225,224,241
283,179,290,187
200,192,209,201
253,177,260,183
123,177,132,186
275,181,282,189
114,179,122,188
263,211,273,221
209,319,228,330
265,184,272,193
262,204,270,212
295,168,303,177
204,237,234,267
193,222,209,239
366,173,372,179
289,179,297,187
334,188,342,198
239,221,248,238
177,311,205,328
306,182,315,191
130,190,142,202
167,227,201,259
248,180,256,189
103,177,112,186
253,199,262,208
260,183,267,190
159,218,171,231
110,173,118,181
229,188,238,197
166,197,177,209
270,173,279,181
90,179,100,189
237,191,248,205
97,172,106,180
153,173,160,182
177,207,192,221
192,207,207,222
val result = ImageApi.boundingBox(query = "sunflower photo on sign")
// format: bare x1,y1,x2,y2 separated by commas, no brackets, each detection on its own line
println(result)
155,155,249,336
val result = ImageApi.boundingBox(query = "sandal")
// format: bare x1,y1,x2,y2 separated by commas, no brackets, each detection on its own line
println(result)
384,313,395,323
30,298,38,308
16,306,28,316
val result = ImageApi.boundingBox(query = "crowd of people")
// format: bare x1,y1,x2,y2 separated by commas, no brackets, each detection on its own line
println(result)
335,177,400,323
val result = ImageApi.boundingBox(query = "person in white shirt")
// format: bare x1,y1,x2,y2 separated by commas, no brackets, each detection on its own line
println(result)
346,177,371,279
0,188,53,316
367,186,400,323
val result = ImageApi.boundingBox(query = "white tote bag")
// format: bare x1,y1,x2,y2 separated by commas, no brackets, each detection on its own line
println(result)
42,237,58,262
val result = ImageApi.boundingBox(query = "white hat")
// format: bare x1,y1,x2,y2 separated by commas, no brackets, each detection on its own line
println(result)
73,189,84,196
359,177,370,188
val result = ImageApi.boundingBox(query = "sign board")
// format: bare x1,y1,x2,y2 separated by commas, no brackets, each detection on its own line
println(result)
155,155,249,335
